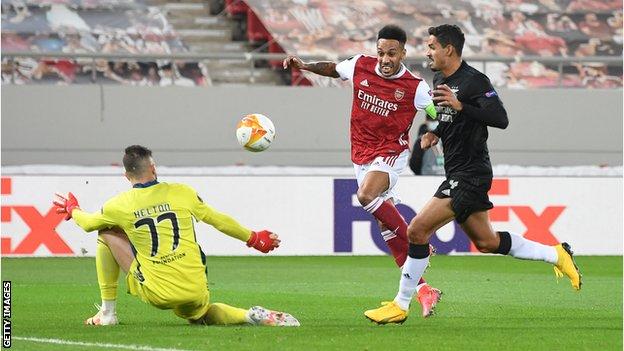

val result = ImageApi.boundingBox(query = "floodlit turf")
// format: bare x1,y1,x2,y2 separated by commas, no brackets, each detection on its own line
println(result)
1,256,622,350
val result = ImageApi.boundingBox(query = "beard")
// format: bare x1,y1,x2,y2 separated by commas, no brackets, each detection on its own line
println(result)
428,58,440,72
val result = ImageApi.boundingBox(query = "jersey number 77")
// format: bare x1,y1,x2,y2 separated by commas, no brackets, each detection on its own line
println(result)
134,212,180,256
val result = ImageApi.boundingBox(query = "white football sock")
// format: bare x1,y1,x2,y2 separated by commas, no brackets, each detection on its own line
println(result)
509,234,558,264
394,256,429,311
102,299,116,315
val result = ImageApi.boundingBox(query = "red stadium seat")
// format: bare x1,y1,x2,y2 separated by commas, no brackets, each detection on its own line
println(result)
225,0,248,16
268,38,285,69
246,7,271,43
291,69,312,86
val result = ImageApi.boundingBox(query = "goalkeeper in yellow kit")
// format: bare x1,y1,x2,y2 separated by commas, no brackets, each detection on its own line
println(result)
53,145,299,327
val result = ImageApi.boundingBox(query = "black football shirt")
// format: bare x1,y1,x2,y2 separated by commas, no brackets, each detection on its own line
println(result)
432,61,508,178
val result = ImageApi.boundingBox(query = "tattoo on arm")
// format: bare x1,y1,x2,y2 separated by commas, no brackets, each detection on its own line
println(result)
303,61,340,78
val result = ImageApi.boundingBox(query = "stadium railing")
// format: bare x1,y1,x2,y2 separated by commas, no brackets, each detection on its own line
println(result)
2,50,622,87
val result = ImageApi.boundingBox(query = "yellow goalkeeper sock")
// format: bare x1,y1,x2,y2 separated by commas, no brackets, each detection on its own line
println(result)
201,303,248,325
96,238,120,301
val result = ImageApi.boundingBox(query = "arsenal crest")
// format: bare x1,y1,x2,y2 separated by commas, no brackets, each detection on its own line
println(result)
394,89,405,101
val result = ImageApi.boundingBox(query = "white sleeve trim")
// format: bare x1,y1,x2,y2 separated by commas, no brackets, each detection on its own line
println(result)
414,80,433,110
335,54,362,81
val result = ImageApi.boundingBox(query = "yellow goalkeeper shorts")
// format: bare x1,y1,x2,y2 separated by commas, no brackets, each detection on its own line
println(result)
126,259,210,321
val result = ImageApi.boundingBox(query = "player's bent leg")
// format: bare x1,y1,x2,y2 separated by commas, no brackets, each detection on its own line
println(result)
358,172,410,267
190,303,300,327
190,303,248,325
366,198,454,323
95,238,120,301
182,289,299,327
412,213,456,317
407,197,455,245
356,170,390,207
86,229,134,326
378,218,441,316
461,211,581,291
98,228,134,273
395,198,453,317
86,237,120,326
394,197,454,317
458,211,500,254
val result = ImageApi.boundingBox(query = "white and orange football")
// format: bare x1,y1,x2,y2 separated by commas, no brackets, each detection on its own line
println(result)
236,113,276,152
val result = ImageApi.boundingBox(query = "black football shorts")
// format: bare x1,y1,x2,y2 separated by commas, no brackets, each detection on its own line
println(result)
434,176,494,223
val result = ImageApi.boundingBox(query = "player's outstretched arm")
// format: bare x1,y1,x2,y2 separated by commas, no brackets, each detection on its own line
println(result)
283,55,340,78
53,192,115,232
53,192,80,220
201,209,280,253
247,230,280,253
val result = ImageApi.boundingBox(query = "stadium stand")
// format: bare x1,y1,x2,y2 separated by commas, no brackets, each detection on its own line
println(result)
240,0,623,88
0,0,288,85
2,0,622,88
1,0,212,85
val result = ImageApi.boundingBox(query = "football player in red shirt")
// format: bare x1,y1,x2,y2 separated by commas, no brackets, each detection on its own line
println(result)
284,25,440,318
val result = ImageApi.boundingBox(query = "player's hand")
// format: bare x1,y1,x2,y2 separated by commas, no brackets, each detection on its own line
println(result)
420,132,439,150
283,55,305,70
53,192,81,220
432,84,463,111
247,230,280,253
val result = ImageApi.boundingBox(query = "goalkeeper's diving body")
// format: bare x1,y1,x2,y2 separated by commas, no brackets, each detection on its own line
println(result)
53,145,299,327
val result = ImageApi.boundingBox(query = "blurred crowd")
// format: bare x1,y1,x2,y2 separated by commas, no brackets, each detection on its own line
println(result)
246,0,622,88
2,0,621,88
1,0,209,85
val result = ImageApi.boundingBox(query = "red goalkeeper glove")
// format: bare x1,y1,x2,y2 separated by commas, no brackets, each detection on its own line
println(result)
53,192,81,220
246,230,280,253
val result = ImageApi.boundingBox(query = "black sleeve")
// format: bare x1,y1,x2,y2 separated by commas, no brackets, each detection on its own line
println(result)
409,145,424,175
460,75,509,129
431,124,442,137
409,124,428,175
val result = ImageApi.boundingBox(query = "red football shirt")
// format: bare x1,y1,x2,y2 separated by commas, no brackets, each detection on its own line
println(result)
336,55,432,164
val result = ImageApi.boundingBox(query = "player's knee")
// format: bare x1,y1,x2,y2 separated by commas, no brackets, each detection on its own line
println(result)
407,220,429,244
98,226,126,237
473,238,498,253
356,188,377,206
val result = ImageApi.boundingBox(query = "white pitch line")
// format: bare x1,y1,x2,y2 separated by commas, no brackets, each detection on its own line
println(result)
14,336,194,351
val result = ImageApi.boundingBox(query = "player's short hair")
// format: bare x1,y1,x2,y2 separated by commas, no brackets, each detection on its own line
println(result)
123,145,153,177
377,25,407,45
428,24,465,56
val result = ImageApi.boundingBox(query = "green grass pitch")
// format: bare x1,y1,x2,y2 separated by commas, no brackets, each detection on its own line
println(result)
2,256,621,350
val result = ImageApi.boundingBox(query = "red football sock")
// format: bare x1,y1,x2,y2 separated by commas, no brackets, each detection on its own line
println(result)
364,198,430,287
380,228,409,267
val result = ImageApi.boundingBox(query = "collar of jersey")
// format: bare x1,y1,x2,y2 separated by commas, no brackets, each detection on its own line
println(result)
133,179,159,188
444,60,468,80
374,63,406,80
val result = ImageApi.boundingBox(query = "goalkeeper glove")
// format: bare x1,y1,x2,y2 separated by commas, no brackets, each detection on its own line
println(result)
246,230,279,253
53,192,81,220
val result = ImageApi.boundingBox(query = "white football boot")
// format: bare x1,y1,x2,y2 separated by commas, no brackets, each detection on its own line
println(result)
246,306,300,327
85,304,119,326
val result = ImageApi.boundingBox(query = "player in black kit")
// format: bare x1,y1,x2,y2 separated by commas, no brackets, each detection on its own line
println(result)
365,24,582,324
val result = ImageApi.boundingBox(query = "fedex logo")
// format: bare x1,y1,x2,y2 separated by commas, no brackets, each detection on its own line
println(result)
333,179,563,254
1,177,73,255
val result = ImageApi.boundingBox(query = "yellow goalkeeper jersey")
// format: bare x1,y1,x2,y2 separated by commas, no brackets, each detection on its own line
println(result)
73,180,252,296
